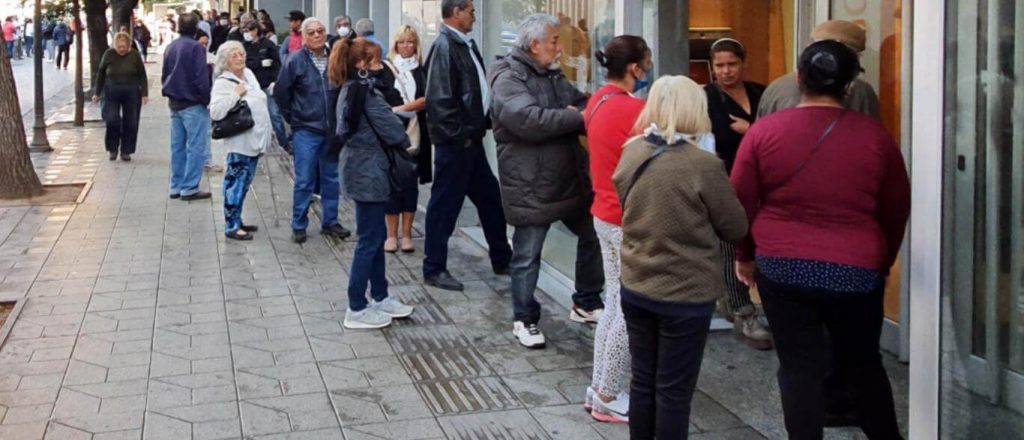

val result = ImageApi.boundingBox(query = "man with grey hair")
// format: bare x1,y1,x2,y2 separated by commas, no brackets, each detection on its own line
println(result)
274,16,350,244
489,13,603,348
329,15,353,47
421,0,513,292
354,18,387,59
226,12,254,42
161,12,212,201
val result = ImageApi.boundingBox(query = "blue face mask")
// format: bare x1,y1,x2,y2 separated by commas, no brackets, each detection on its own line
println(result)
633,68,652,93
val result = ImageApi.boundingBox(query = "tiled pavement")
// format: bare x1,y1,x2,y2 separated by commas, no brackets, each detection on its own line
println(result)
0,65,908,440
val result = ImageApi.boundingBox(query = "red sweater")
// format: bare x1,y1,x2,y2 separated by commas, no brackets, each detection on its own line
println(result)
586,84,645,226
730,107,910,272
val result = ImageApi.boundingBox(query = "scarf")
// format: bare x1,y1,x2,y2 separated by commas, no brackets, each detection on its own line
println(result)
642,123,716,154
389,55,419,104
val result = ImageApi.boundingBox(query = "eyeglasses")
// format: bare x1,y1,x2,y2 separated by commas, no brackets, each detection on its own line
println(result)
305,28,326,36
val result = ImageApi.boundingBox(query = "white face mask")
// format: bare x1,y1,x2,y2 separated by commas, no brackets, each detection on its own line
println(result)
220,19,228,26
337,26,350,36
243,32,254,42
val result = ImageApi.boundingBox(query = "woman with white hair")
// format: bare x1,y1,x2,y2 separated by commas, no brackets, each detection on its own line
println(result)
209,41,272,241
612,75,748,440
93,32,149,162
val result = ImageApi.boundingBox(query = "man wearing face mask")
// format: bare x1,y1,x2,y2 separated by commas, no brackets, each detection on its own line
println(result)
227,13,254,43
210,12,231,54
489,13,605,348
243,21,287,154
329,15,354,48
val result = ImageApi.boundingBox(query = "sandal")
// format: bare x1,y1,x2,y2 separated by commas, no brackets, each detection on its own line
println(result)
384,237,398,253
401,237,415,253
225,229,253,241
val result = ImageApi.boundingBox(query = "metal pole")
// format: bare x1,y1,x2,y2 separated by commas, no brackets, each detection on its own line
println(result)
983,0,1004,406
29,0,51,152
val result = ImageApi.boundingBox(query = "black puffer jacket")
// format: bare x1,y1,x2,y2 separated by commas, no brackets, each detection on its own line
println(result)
424,26,489,145
489,49,591,227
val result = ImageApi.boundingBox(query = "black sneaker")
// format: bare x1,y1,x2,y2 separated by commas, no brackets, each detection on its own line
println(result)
493,264,510,276
120,154,131,162
424,271,464,291
169,194,180,199
109,152,117,161
321,223,351,239
291,229,307,244
180,191,212,201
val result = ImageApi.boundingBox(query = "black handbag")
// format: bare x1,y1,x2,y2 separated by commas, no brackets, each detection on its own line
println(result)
366,115,417,193
211,78,255,140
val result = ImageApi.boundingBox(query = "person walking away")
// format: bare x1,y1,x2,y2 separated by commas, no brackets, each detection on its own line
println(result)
380,25,431,254
758,20,879,121
53,21,71,69
583,35,651,423
731,40,910,440
42,18,54,61
614,75,749,440
279,10,306,59
421,0,513,292
134,19,152,62
330,37,417,329
702,38,772,350
4,17,17,59
23,19,33,58
274,17,352,244
242,21,288,154
489,13,605,348
209,41,271,241
12,19,23,60
354,19,387,59
93,32,148,162
161,13,212,201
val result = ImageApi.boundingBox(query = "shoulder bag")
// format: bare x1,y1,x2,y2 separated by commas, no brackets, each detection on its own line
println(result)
365,113,418,194
211,77,255,140
383,60,422,154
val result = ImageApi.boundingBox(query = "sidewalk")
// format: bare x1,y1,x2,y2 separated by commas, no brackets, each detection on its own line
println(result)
0,62,908,440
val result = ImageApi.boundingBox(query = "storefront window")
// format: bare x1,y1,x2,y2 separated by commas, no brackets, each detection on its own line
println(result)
686,0,792,87
940,0,1024,436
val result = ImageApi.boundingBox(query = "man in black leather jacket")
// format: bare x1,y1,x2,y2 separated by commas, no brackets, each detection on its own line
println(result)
421,0,512,291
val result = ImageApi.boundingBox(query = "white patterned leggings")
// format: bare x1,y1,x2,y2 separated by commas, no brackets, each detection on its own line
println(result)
591,218,629,398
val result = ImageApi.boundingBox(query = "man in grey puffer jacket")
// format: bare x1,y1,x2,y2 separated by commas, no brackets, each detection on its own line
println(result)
489,13,604,349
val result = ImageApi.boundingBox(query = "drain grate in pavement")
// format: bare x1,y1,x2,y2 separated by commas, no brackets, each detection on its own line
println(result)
400,348,492,381
418,377,522,415
438,410,552,440
0,302,14,329
0,301,24,348
389,285,432,305
391,303,452,327
386,325,471,353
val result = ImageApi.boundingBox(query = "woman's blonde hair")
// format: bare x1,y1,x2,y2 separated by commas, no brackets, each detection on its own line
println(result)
634,75,712,142
113,32,133,47
387,25,421,62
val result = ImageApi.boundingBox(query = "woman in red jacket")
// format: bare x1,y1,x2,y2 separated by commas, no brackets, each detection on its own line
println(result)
583,35,650,424
731,40,909,440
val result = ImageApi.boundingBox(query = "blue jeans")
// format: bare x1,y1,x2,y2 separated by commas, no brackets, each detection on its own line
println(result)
291,129,340,231
263,87,288,147
4,41,12,59
169,105,210,197
348,201,389,311
223,153,259,233
423,141,512,278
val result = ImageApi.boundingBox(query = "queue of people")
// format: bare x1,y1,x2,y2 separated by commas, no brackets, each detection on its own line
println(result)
143,3,911,438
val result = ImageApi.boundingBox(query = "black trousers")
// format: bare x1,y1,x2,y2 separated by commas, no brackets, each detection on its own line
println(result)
757,273,903,440
623,300,712,440
101,84,142,155
56,43,70,68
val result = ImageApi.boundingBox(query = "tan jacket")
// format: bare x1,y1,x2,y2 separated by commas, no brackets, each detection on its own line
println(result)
757,72,881,121
613,136,749,305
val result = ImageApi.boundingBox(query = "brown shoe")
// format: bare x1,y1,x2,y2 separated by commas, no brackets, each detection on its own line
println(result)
733,310,773,351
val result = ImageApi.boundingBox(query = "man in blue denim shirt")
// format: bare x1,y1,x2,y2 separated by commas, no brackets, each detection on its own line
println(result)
161,12,212,201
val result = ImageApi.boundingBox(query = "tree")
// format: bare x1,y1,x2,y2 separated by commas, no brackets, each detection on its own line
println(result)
73,0,84,126
111,0,139,35
0,43,46,199
84,0,108,89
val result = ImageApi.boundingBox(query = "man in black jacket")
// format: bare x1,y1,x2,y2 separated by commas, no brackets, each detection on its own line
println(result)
210,12,231,54
242,21,287,152
422,0,512,291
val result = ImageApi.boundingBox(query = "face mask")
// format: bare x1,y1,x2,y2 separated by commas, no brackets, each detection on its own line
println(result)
220,20,228,26
243,32,254,42
337,26,350,36
633,68,652,93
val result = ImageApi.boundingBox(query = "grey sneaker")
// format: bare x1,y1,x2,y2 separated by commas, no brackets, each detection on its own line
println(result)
733,311,773,350
371,297,414,319
344,308,393,329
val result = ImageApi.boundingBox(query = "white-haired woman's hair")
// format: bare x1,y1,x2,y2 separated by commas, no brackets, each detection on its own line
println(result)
214,41,245,78
301,17,325,34
634,76,712,142
515,14,559,52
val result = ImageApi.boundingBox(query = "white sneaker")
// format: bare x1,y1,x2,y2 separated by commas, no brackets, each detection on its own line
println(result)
584,387,596,412
512,321,546,348
371,297,414,318
591,392,629,423
344,308,393,329
570,306,604,324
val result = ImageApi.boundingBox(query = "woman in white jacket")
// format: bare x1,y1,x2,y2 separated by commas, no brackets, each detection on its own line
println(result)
210,41,272,241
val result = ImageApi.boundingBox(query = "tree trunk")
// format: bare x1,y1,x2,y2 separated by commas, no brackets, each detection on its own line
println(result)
0,43,45,199
111,0,139,36
73,0,84,126
84,0,109,92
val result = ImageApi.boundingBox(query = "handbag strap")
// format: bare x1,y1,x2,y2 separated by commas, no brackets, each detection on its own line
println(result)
620,139,668,207
585,91,627,132
770,110,845,193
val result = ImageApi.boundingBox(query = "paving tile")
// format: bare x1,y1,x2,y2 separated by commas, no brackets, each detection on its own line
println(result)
239,393,339,436
329,384,432,425
342,419,445,440
320,357,411,390
437,409,551,440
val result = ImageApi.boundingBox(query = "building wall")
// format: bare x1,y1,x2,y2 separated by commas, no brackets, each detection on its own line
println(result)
256,0,304,37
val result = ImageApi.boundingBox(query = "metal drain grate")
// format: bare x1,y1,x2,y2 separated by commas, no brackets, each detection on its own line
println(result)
386,325,471,353
400,348,492,381
417,377,522,415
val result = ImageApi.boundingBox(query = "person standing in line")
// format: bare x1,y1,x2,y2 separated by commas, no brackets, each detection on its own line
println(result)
489,13,605,348
210,41,271,241
380,25,430,254
274,17,351,244
5,17,19,59
279,10,306,59
261,17,278,45
758,20,879,121
22,18,32,58
330,37,416,329
328,15,354,48
227,13,253,42
354,19,387,59
93,32,148,162
42,18,54,61
421,0,513,292
12,18,23,61
161,12,212,201
731,41,909,440
196,9,211,41
702,38,773,351
242,21,287,154
210,12,231,54
614,76,749,440
583,35,651,423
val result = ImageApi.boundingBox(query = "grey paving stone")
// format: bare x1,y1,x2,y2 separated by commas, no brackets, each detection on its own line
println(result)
52,411,144,435
385,326,471,354
342,419,445,440
527,404,629,440
502,369,591,408
239,393,339,436
329,384,432,425
437,409,551,440
320,357,411,390
2,403,53,424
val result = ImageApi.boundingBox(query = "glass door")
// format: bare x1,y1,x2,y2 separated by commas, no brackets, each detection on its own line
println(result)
940,0,1024,436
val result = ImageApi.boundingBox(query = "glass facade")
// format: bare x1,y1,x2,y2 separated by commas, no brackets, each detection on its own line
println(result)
940,0,1024,436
